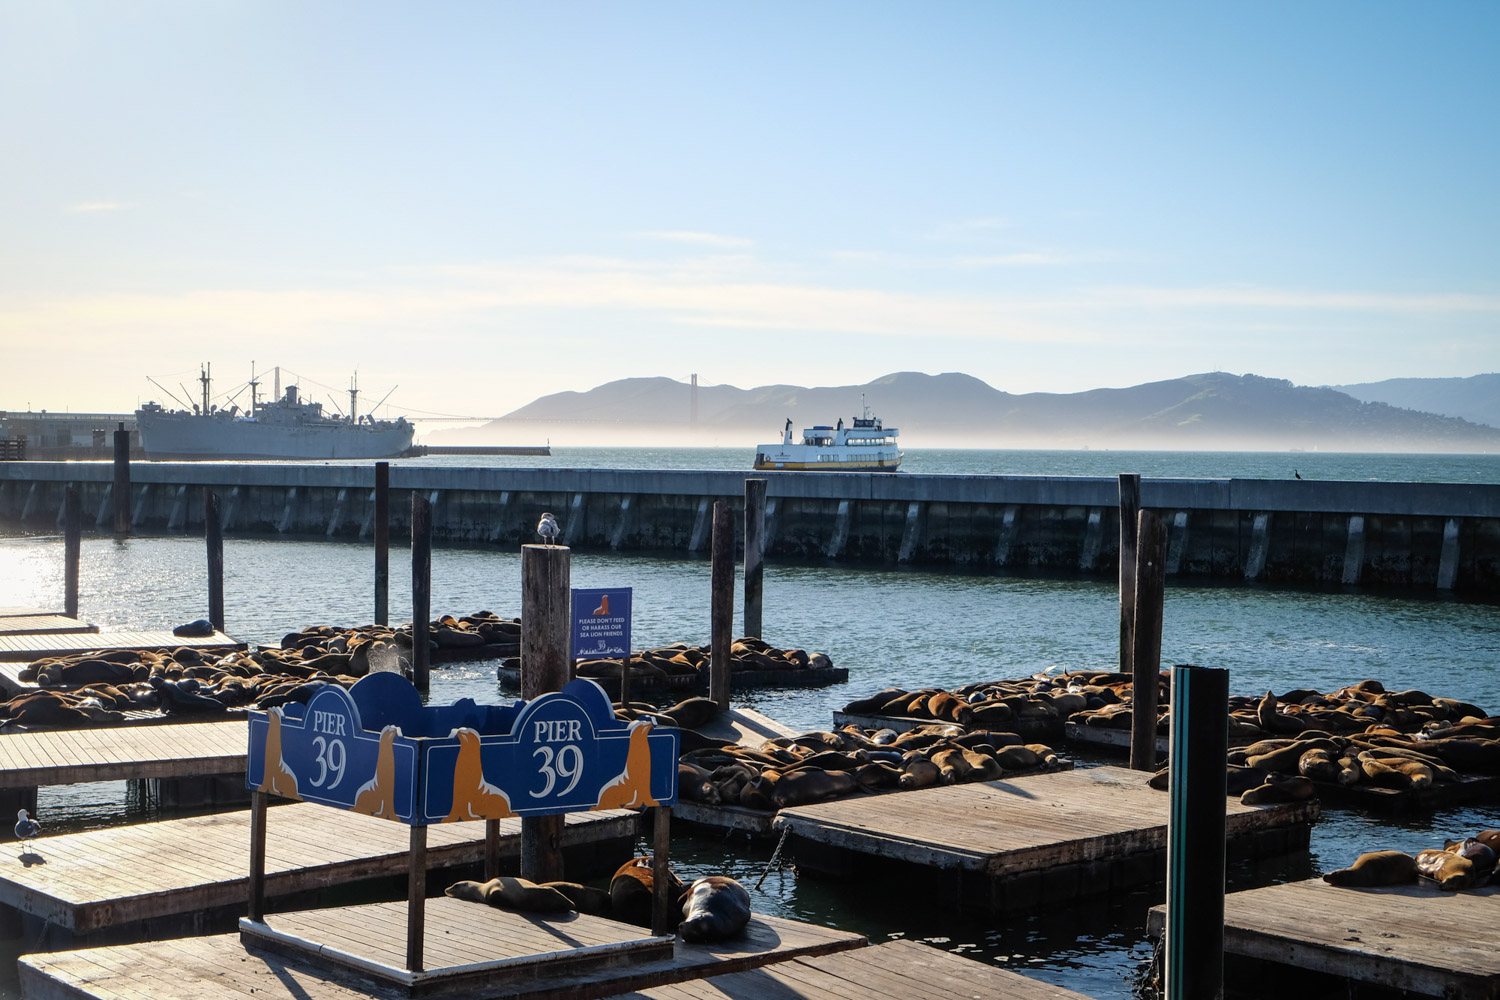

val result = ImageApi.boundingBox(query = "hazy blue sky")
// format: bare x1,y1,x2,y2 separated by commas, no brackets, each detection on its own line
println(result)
2,2,1496,419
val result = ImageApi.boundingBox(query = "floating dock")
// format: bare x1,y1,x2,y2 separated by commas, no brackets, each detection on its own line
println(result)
0,628,243,670
503,664,848,693
772,764,1318,913
0,802,635,939
606,938,1093,1000
0,718,245,787
19,905,864,1000
0,614,98,637
1147,878,1500,999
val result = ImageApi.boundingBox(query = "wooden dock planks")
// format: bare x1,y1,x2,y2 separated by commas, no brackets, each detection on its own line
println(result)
608,938,1093,999
0,802,636,933
19,908,865,1000
0,628,244,664
0,719,246,788
1147,878,1500,1000
773,765,1319,876
0,615,98,637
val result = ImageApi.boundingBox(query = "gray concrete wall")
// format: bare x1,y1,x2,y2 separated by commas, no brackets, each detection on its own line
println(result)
1,462,1496,594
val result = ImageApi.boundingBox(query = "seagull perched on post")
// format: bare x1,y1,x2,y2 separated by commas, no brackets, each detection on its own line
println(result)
14,808,39,854
536,512,561,544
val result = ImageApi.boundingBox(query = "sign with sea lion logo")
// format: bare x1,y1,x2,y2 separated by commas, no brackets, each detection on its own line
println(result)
247,673,677,826
571,587,632,659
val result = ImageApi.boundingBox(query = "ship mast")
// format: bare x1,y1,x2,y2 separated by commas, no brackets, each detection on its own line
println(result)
199,363,212,415
348,372,359,424
248,362,260,417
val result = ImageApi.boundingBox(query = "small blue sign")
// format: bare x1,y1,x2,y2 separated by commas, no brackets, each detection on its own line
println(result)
571,587,632,660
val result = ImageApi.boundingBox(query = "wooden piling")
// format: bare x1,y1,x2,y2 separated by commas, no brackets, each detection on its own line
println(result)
520,542,571,883
407,824,427,973
1164,664,1228,1000
743,478,767,640
710,500,733,712
1129,508,1167,772
484,820,500,880
410,492,431,692
248,790,267,921
374,461,390,626
1118,473,1140,677
204,488,224,632
63,486,80,619
651,806,674,936
111,424,130,534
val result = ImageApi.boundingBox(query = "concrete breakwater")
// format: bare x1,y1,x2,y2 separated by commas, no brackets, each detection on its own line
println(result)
0,462,1496,593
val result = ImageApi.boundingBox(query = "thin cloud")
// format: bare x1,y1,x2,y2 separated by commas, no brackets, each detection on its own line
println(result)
1100,285,1500,313
926,216,1010,241
636,230,754,249
65,201,136,214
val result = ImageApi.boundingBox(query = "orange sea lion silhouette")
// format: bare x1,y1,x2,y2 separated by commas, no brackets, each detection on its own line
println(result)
593,594,610,615
352,725,399,819
596,720,658,810
258,707,301,800
444,727,514,822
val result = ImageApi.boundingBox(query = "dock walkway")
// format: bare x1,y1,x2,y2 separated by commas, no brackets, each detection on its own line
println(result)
0,615,97,638
19,904,864,1000
0,718,245,788
772,764,1318,913
608,938,1093,999
0,802,635,937
1147,878,1500,999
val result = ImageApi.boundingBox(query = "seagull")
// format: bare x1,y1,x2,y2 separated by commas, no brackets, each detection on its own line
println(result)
14,808,39,854
1294,470,1302,480
536,512,561,544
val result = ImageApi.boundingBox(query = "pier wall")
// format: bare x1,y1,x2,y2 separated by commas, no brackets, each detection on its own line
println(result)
0,463,1497,594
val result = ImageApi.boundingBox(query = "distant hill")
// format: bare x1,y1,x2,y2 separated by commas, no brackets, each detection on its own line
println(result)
429,371,1500,451
1333,374,1500,429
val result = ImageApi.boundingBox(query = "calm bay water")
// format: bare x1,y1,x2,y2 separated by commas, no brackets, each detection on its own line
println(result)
1,448,1497,998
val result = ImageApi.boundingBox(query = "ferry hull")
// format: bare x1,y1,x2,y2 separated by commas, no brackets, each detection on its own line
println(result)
752,460,901,472
137,412,414,460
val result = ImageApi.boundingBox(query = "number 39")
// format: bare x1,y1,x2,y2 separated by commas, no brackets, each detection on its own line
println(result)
309,736,347,789
532,744,583,798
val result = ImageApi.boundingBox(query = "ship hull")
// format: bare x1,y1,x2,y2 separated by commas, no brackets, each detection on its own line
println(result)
136,412,414,460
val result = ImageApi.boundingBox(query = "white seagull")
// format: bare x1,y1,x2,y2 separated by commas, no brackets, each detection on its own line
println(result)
536,512,561,544
14,808,39,854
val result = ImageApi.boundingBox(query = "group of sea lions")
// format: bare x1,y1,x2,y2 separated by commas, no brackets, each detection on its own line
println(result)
281,610,521,662
444,855,752,942
1324,830,1500,891
543,637,834,694
676,723,1066,811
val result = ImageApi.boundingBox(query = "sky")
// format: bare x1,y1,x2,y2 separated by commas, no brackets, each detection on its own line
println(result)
1,1,1497,423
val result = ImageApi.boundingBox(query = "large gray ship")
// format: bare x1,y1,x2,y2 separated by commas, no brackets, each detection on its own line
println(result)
135,365,414,460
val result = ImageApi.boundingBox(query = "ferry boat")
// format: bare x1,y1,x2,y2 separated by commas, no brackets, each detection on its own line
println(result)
753,404,902,472
135,364,414,460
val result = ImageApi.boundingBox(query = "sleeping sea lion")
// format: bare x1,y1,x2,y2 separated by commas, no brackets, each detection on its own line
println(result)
444,877,573,913
610,856,685,928
542,881,613,916
1322,850,1418,887
1416,849,1478,891
678,876,752,943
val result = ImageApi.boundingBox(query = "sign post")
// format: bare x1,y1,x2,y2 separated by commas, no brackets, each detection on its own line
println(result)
570,588,632,662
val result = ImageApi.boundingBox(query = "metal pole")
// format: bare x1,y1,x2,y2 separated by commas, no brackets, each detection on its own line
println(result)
710,500,733,711
1129,508,1167,771
1164,664,1228,1000
374,462,390,625
63,487,80,619
520,542,570,882
410,492,431,692
1118,473,1141,676
407,824,427,973
111,424,130,535
743,479,767,640
650,806,674,936
204,488,224,632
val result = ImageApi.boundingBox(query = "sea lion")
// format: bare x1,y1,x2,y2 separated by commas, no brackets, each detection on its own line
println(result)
1322,850,1418,887
678,762,720,803
1443,838,1498,880
151,676,228,715
597,720,660,810
1240,774,1315,805
258,707,301,799
542,881,612,916
610,856,685,928
1416,849,1478,891
660,697,721,729
843,688,908,715
771,768,856,808
444,728,514,821
444,877,574,914
352,725,399,818
678,876,752,943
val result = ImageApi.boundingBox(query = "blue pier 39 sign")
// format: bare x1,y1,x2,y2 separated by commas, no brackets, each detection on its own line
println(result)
571,587,632,660
246,672,677,826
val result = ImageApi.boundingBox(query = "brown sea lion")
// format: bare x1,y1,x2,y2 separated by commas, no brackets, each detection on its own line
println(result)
660,697,720,729
1416,849,1478,891
678,876,752,943
898,754,941,790
1322,850,1418,887
1240,774,1315,805
444,877,574,913
771,768,856,808
843,688,908,714
542,881,612,916
610,856,685,928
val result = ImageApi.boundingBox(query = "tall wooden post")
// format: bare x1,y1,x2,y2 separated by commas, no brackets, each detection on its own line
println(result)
1164,664,1228,1000
743,479,767,640
63,487,80,619
248,790,267,921
111,423,130,534
374,462,390,626
709,500,733,712
410,493,431,692
521,542,570,882
407,824,427,973
651,806,674,936
1118,473,1141,677
204,488,224,632
1129,508,1168,771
